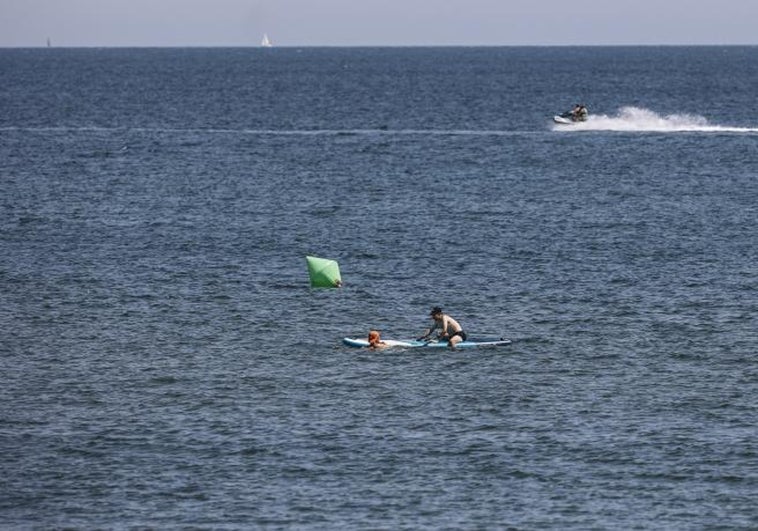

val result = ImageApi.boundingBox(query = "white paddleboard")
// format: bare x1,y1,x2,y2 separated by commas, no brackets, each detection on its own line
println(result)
342,337,511,349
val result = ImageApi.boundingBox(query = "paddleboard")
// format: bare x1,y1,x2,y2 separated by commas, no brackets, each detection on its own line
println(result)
342,337,511,349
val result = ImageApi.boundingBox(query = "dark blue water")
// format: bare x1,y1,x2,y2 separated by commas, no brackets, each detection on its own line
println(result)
1,47,757,529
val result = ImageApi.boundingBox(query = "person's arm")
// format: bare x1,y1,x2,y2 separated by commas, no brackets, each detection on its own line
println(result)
417,321,436,340
439,315,451,338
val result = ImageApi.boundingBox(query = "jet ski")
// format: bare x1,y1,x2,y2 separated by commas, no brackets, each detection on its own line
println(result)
553,105,589,125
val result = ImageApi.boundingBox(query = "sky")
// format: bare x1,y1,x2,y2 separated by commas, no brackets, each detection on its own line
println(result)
1,0,756,47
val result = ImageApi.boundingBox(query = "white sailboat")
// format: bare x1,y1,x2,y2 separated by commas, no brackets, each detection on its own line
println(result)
261,34,272,47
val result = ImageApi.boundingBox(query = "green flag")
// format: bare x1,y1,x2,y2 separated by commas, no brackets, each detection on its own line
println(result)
306,256,342,288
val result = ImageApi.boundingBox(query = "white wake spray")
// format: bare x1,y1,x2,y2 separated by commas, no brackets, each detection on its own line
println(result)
554,106,758,133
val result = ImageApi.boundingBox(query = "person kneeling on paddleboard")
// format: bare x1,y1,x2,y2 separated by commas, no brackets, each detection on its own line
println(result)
418,307,467,349
368,330,388,349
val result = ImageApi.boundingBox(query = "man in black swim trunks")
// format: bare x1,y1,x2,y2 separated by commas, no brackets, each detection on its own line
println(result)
418,306,467,349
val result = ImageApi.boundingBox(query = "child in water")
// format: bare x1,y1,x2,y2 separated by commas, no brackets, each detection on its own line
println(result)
367,330,388,349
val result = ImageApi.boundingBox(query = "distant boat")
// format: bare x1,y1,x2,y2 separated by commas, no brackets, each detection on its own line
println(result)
261,34,272,47
46,37,51,48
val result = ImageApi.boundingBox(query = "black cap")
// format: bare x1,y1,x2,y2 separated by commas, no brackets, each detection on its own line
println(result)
430,306,442,316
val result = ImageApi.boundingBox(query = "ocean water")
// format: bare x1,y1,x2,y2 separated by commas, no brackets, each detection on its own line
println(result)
1,47,757,529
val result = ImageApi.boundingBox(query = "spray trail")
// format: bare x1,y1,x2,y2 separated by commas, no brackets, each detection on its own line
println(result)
553,106,758,133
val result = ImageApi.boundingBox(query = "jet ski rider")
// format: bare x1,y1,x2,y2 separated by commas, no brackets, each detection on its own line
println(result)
571,103,588,122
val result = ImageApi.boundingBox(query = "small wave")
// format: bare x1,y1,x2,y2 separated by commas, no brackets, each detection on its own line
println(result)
553,106,758,133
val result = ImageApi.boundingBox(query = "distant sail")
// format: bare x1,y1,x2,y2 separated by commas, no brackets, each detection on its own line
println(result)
261,34,272,47
306,256,342,288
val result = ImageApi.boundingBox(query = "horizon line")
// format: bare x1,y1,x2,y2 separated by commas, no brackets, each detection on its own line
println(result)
3,43,758,49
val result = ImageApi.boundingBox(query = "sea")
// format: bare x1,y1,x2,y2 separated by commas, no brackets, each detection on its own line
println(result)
1,47,757,529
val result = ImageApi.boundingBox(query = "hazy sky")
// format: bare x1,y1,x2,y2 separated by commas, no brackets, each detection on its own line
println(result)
1,0,756,47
